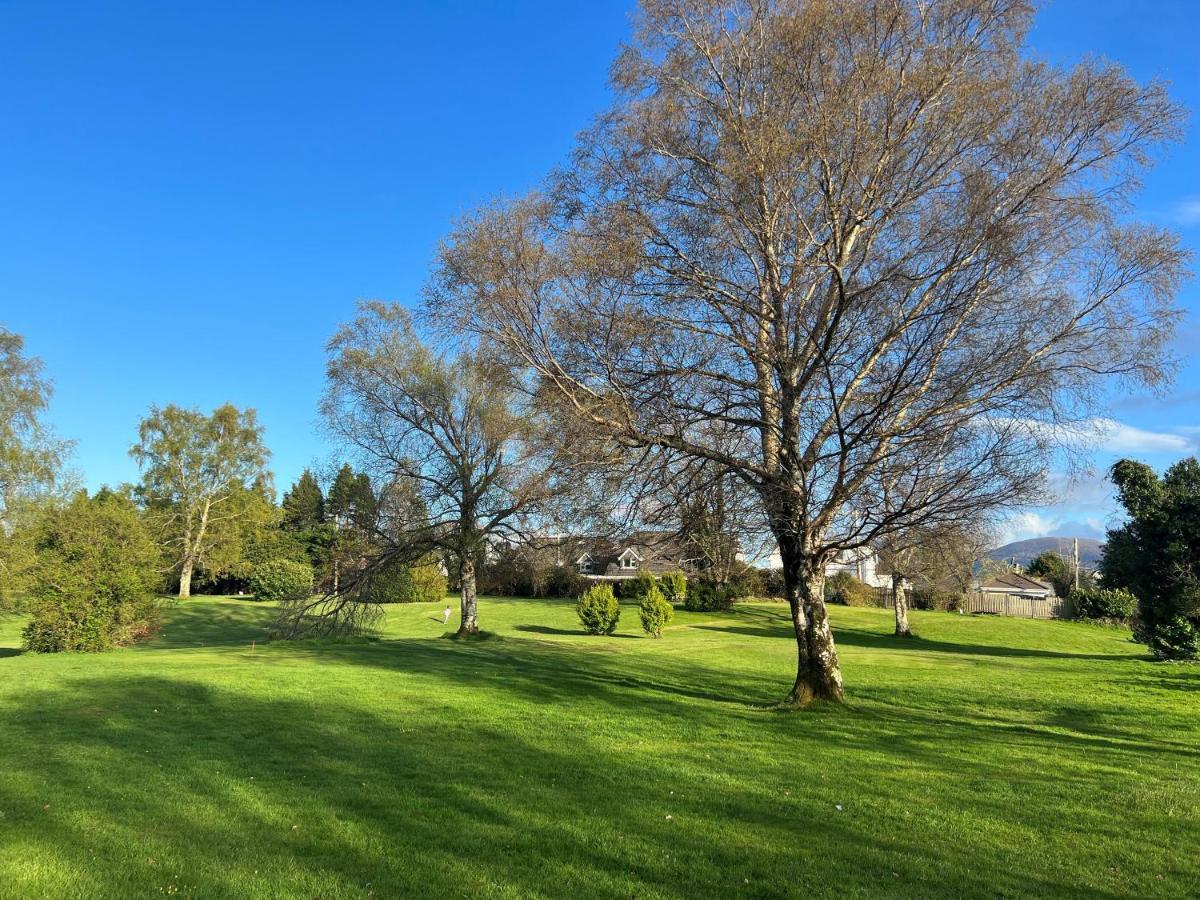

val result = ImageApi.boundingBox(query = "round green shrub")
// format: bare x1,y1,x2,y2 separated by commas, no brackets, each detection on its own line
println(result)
576,583,621,635
638,584,674,637
658,571,687,606
1072,587,1136,621
250,558,313,602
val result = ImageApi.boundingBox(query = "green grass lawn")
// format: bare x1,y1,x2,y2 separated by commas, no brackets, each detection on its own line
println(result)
0,597,1197,898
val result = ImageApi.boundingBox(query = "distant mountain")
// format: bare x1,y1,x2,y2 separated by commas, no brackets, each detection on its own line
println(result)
988,536,1104,569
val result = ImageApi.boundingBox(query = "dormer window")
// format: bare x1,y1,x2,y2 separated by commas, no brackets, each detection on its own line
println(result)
618,548,642,570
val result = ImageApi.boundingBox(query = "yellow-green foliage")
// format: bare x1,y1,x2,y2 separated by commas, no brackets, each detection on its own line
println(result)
363,555,447,604
21,490,161,652
825,571,877,607
638,583,673,637
249,558,313,602
658,571,687,605
576,583,620,635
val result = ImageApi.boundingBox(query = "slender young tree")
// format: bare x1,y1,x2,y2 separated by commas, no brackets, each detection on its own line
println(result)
429,0,1187,704
131,404,270,598
275,302,566,637
0,329,71,522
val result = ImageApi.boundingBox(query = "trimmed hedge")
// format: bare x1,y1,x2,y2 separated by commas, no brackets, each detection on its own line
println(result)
362,556,448,604
825,572,877,607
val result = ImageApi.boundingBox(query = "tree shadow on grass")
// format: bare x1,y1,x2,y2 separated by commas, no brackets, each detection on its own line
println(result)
0,670,1162,899
832,625,1140,661
514,623,640,639
691,607,1138,661
0,646,21,658
147,599,276,650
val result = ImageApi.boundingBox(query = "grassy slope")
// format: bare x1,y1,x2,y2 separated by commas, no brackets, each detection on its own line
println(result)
0,598,1196,899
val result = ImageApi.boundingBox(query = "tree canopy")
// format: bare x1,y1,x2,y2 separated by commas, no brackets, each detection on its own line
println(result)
274,302,568,638
282,469,326,530
428,0,1186,704
130,403,270,598
0,329,71,522
1102,458,1200,660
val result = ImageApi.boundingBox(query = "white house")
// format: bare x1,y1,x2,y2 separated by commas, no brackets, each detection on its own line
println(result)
763,545,889,588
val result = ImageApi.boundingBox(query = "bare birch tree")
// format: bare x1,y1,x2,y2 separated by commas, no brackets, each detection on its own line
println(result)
427,0,1187,705
278,301,566,637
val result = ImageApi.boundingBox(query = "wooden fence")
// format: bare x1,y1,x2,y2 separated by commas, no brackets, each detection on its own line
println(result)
959,592,1070,619
873,586,1072,619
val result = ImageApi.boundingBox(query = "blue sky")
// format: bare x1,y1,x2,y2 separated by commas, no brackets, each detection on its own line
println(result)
1,0,1197,546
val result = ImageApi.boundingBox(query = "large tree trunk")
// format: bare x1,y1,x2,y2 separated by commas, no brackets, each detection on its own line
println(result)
458,555,479,635
178,555,194,599
779,537,845,707
892,571,913,637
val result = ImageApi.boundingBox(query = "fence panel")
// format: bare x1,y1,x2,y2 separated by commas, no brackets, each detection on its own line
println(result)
960,592,1067,619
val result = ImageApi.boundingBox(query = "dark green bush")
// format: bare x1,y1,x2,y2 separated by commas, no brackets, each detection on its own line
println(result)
624,572,658,602
576,583,621,635
1072,587,1136,621
250,558,313,602
1141,614,1200,660
612,574,650,600
658,571,687,605
761,568,787,599
728,565,762,599
21,490,161,653
638,584,674,637
684,580,736,612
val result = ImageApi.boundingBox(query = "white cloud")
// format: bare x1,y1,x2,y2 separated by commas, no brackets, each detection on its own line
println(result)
1090,418,1194,454
995,512,1060,545
994,511,1109,546
1173,196,1200,227
1039,417,1195,455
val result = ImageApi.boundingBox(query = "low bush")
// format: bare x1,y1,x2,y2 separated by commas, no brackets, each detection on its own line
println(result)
825,572,878,607
638,584,674,637
1141,614,1200,660
623,572,658,602
684,580,736,612
1071,587,1136,621
658,571,687,605
728,565,763,599
760,568,787,599
250,558,313,602
576,583,621,635
361,555,448,604
909,588,962,612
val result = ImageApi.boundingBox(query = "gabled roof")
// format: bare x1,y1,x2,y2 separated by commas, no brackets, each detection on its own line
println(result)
981,572,1055,594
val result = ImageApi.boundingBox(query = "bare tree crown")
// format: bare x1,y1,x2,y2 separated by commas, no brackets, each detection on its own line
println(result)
431,0,1186,558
